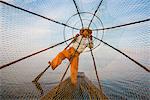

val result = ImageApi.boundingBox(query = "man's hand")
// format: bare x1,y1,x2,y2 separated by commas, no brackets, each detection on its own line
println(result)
88,42,94,49
72,34,79,43
88,35,93,49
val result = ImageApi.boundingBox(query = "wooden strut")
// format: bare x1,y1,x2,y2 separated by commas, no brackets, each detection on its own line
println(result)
72,0,84,28
93,36,150,72
87,36,103,91
88,0,104,28
86,0,104,94
0,38,73,69
0,1,80,30
92,18,150,31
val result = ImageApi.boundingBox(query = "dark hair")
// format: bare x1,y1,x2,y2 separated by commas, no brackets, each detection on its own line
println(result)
80,28,84,34
80,28,92,34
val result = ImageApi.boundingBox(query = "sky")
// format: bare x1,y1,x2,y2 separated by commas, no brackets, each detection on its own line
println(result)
0,0,150,83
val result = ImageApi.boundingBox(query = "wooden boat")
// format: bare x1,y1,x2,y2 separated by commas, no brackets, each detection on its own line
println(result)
41,72,108,100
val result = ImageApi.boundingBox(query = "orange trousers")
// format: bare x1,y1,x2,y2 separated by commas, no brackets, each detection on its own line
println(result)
50,47,80,86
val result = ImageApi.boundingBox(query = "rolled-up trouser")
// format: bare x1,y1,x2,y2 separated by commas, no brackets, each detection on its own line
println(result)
50,47,79,86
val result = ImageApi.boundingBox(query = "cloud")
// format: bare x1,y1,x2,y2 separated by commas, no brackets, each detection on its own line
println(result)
23,27,53,39
1,0,13,2
80,0,97,4
22,0,37,4
2,0,37,4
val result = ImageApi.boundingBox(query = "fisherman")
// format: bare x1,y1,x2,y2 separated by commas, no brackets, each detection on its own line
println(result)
48,28,93,86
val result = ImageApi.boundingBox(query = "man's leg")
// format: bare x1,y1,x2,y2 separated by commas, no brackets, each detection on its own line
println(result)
70,55,79,87
49,49,70,70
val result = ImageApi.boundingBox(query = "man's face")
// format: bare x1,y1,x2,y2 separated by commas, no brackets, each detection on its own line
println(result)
82,30,91,37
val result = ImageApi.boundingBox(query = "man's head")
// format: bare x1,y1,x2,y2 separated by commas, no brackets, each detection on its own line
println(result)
80,28,92,37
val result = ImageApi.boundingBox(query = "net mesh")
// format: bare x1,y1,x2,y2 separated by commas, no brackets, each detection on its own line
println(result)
0,0,150,99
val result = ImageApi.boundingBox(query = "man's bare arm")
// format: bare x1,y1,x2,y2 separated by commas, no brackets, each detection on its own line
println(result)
88,35,94,48
88,42,94,48
72,34,79,43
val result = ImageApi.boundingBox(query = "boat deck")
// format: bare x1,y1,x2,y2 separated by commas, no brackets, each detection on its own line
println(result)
41,72,108,100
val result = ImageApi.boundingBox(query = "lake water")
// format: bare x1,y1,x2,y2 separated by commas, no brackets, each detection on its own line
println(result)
0,51,150,99
1,71,149,100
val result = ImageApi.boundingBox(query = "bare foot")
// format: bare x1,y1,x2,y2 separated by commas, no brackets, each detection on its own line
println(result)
48,61,55,70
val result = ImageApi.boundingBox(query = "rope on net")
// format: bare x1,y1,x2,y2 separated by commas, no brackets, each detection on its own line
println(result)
93,36,150,72
92,18,150,31
0,37,73,69
0,1,80,30
72,0,84,28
